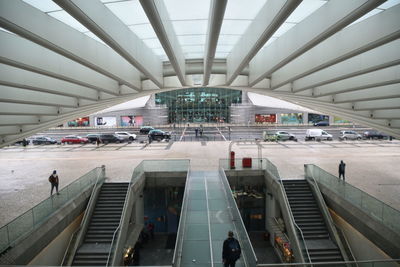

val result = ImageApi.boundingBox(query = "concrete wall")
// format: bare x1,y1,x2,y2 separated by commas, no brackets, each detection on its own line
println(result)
330,210,393,262
28,214,82,266
230,105,308,124
0,187,91,265
318,182,400,259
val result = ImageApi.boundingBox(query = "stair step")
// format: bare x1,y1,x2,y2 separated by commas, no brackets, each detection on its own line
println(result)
75,254,108,260
309,255,343,262
295,218,324,223
304,234,330,239
73,260,108,265
308,249,341,256
84,238,113,243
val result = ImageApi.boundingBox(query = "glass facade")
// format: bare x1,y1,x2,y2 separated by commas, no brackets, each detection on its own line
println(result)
155,88,242,123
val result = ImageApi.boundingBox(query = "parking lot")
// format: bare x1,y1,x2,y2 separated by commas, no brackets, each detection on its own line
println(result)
6,125,396,148
3,132,399,153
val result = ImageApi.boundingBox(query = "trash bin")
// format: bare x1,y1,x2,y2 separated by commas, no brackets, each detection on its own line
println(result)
242,158,252,168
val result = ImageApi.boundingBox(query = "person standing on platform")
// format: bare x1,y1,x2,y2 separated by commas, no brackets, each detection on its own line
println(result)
222,231,241,267
49,170,60,195
339,160,346,181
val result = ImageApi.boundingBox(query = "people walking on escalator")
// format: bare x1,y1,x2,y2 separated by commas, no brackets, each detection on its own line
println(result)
339,160,346,181
49,170,59,195
222,231,241,267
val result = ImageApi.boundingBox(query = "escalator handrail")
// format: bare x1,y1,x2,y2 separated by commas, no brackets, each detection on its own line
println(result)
271,172,311,263
219,167,258,266
172,168,191,266
61,168,104,266
306,173,350,262
106,177,137,266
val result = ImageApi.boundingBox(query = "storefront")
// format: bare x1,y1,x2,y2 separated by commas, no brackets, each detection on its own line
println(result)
155,88,242,123
67,117,90,127
280,113,303,124
120,115,144,126
255,114,277,124
95,116,117,127
308,113,329,124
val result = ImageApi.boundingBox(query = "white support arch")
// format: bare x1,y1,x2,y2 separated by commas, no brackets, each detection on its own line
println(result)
270,4,400,89
304,65,400,97
0,31,125,96
225,0,300,85
354,98,400,111
203,0,227,86
293,40,400,92
248,0,384,87
0,0,141,90
0,64,113,100
54,0,163,89
140,0,186,86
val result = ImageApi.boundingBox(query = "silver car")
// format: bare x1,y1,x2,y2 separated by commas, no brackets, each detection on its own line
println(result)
339,130,362,140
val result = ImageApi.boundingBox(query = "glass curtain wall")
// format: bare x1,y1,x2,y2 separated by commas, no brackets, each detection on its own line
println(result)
156,88,242,123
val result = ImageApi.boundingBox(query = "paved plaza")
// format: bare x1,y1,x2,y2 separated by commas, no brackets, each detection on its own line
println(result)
1,139,399,226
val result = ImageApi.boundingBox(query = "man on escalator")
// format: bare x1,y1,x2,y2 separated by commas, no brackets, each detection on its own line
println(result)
222,231,241,267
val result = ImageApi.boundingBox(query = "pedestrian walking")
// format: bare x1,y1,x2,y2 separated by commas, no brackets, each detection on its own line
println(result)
338,160,346,181
49,170,60,195
96,137,101,147
147,222,155,240
222,231,241,267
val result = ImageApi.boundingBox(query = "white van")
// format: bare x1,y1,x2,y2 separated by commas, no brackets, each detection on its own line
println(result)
305,129,333,141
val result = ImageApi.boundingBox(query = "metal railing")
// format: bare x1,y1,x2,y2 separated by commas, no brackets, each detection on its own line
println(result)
61,166,105,266
256,259,400,266
304,164,400,234
270,171,311,263
104,159,190,266
0,167,104,254
106,175,138,266
305,171,350,262
219,168,258,267
172,168,191,266
219,158,266,170
219,157,310,263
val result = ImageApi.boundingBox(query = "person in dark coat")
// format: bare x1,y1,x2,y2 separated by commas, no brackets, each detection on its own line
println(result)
339,160,346,181
49,170,59,195
222,231,241,267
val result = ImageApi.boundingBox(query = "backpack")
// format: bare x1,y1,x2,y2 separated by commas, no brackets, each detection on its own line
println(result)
228,238,240,260
49,175,55,183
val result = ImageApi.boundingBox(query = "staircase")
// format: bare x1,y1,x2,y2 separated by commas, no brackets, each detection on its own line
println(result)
282,180,343,263
72,183,128,266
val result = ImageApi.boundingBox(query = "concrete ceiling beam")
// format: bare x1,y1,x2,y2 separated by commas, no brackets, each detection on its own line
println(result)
140,0,186,86
248,0,385,87
203,0,227,86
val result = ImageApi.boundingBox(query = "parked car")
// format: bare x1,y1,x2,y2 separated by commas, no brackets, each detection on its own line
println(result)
31,136,58,145
148,129,171,141
363,130,388,140
339,131,362,141
305,129,333,141
61,135,89,144
140,126,154,134
98,134,125,144
263,131,278,142
313,121,329,126
86,134,100,143
115,131,137,141
275,131,297,141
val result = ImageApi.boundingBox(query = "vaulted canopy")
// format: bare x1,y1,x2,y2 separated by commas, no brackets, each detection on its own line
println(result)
0,0,399,146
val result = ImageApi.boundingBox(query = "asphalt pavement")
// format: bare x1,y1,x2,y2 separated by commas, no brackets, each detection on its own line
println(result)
28,125,376,144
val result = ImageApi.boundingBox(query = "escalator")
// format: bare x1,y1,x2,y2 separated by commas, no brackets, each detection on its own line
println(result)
66,183,129,266
282,179,345,263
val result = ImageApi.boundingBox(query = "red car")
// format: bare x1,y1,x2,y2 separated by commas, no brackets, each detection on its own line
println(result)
61,135,89,144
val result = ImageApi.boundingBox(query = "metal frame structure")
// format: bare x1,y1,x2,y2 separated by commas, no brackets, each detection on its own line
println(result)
0,0,399,146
